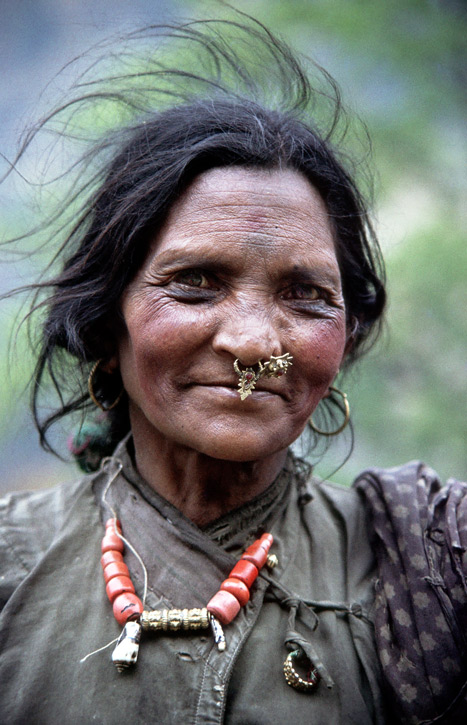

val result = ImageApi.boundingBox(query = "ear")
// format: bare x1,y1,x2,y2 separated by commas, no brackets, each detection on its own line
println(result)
86,313,124,372
100,354,119,374
343,316,359,358
342,339,353,359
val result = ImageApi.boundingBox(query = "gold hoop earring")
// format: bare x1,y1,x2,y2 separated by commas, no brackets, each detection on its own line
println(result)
88,359,124,412
309,386,350,436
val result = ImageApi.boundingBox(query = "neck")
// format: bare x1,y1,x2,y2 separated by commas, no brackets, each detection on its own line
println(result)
129,419,288,528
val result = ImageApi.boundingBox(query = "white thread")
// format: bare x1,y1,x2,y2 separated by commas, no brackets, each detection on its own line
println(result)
80,636,119,663
81,457,150,665
101,457,149,607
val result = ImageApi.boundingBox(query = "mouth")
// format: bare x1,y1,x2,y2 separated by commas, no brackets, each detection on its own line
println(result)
192,381,289,401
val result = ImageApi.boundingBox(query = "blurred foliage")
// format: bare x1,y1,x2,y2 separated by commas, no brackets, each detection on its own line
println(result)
1,0,465,492
345,221,467,482
186,0,466,482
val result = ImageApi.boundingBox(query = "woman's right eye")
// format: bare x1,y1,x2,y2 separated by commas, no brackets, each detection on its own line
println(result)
164,268,220,302
173,269,210,288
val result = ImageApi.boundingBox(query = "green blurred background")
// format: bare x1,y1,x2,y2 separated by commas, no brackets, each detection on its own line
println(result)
1,0,465,493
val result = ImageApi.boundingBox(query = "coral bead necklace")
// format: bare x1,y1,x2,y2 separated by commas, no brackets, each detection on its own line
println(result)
101,517,275,671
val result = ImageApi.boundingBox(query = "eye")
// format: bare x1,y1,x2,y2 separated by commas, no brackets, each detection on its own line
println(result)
293,284,320,300
282,283,321,301
174,269,210,288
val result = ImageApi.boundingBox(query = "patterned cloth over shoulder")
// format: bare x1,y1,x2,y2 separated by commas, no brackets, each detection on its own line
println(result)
355,461,467,724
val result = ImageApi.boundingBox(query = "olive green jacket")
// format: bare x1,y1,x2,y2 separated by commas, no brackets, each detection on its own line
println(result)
0,443,384,724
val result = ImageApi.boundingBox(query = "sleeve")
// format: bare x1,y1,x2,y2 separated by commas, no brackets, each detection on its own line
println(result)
0,484,70,611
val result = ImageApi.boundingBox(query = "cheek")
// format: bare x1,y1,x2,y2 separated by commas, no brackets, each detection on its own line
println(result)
309,321,346,365
117,303,207,398
296,318,347,398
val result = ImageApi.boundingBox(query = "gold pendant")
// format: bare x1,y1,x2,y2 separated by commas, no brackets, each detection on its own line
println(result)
233,360,262,400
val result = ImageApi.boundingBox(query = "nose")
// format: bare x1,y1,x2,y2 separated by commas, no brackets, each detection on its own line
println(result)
212,303,282,366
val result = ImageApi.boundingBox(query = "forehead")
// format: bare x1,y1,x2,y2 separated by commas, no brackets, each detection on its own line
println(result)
148,166,338,267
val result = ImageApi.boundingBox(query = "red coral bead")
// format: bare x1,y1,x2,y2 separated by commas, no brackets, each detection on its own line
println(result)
100,550,124,570
220,577,250,606
105,518,122,533
243,541,262,555
112,592,143,626
243,535,272,557
106,575,135,603
103,560,130,583
242,547,268,569
207,590,241,625
229,560,258,588
101,533,124,554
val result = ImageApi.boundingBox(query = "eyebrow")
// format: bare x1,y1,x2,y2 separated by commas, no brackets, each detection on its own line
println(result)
283,265,342,287
149,249,238,275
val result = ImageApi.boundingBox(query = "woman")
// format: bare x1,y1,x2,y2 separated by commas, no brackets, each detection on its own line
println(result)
0,19,465,725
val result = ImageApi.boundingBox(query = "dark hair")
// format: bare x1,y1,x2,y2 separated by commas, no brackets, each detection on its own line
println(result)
8,18,386,459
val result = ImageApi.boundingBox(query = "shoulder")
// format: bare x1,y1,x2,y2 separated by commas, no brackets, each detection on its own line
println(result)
311,477,370,531
353,459,444,491
317,477,365,510
0,475,94,608
352,460,467,555
352,460,467,575
352,459,467,519
304,477,374,560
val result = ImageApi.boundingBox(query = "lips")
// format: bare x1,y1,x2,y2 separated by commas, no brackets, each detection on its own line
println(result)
192,380,289,401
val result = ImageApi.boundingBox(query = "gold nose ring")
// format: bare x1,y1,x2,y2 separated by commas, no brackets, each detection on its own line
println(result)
260,353,293,379
233,353,293,400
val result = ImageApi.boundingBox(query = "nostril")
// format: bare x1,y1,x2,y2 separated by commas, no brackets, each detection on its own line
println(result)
234,350,279,368
235,354,264,367
212,320,282,366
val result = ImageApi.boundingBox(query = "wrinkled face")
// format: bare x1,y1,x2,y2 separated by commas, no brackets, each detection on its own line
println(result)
116,167,348,461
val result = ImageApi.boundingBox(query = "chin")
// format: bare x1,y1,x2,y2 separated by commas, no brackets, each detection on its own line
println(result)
192,431,295,463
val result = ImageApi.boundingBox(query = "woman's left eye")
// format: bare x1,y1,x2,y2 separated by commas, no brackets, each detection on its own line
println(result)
174,269,210,288
282,283,321,301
